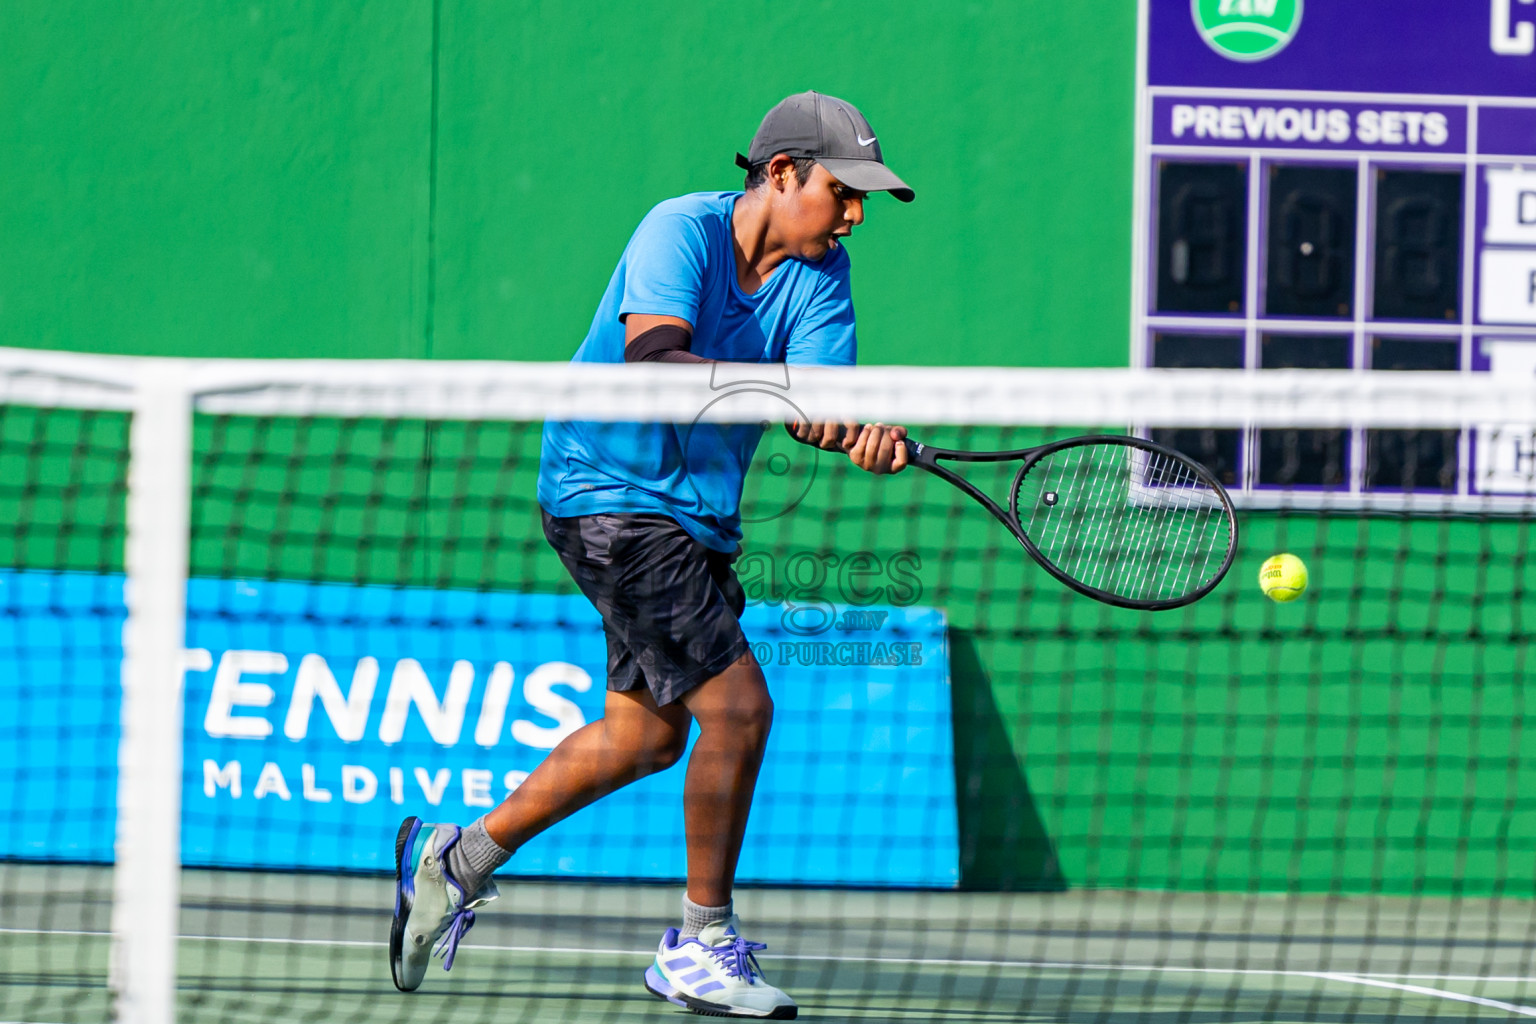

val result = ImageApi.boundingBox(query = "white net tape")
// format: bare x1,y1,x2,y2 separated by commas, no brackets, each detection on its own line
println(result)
0,346,1532,427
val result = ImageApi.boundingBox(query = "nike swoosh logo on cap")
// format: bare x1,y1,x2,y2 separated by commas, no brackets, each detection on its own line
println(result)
857,134,877,146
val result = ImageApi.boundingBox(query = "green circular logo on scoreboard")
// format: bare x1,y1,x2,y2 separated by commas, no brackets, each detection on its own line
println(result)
1191,0,1303,62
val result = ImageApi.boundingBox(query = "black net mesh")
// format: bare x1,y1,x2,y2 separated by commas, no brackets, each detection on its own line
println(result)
4,397,1536,1023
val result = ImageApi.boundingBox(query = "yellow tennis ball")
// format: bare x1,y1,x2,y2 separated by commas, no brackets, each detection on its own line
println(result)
1259,553,1308,602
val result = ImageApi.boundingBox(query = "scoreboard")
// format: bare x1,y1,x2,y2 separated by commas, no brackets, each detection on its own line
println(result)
1135,1,1536,508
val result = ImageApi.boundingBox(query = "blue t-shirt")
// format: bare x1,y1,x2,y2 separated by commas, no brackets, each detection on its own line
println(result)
538,192,857,551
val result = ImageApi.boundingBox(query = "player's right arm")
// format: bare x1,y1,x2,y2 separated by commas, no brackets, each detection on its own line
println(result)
622,317,908,469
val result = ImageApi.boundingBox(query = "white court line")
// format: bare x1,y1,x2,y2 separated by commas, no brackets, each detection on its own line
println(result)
6,925,1536,995
1310,972,1536,1018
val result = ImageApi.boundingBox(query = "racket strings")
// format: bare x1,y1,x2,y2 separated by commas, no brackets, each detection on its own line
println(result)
1019,444,1233,603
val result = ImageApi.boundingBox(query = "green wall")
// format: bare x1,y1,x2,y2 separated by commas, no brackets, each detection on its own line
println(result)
0,2,1136,366
7,4,1520,899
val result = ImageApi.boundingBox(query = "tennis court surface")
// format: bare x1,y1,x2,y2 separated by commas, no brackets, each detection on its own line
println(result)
5,864,1536,1022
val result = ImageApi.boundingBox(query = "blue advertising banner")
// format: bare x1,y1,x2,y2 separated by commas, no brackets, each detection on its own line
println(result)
0,570,959,888
0,571,122,862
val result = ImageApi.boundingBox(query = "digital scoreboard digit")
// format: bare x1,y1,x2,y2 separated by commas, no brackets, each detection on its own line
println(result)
1136,1,1536,507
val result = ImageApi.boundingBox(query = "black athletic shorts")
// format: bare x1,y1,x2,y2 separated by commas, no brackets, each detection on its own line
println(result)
541,511,750,707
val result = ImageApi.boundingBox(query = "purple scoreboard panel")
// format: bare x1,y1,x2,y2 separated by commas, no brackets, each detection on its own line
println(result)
1136,2,1536,509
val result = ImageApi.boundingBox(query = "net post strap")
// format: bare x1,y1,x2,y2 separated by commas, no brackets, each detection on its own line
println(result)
109,359,192,1024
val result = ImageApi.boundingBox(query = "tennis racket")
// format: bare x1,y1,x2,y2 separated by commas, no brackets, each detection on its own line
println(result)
902,434,1238,610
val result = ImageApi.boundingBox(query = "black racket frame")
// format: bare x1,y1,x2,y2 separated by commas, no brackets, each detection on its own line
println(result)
902,433,1240,611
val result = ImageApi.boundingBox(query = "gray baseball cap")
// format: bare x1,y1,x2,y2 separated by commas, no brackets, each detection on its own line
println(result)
735,91,914,203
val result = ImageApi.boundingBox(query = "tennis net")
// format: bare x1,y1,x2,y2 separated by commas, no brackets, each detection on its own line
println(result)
2,348,1536,1023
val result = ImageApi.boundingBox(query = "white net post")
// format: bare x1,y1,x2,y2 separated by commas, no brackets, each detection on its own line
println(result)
109,361,192,1024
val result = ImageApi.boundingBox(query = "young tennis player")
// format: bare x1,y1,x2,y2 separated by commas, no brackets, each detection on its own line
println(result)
390,91,913,1019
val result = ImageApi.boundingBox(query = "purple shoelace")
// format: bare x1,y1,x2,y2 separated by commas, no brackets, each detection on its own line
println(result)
433,906,478,971
706,934,767,982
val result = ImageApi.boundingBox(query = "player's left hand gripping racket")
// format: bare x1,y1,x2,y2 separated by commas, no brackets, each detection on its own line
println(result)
902,434,1238,610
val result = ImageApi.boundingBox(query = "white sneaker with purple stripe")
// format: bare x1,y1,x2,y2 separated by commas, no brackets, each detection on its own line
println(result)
643,916,797,1019
389,817,500,992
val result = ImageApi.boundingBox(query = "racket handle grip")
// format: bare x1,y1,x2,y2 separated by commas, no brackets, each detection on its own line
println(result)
902,438,936,467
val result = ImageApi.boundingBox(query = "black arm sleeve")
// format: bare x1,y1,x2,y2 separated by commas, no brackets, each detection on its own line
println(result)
624,323,710,364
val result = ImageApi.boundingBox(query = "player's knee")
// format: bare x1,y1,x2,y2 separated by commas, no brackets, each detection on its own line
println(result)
631,720,688,775
689,660,774,751
724,692,774,752
649,725,690,771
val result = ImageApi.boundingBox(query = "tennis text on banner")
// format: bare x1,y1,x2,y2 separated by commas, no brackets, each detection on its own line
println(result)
198,649,590,749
